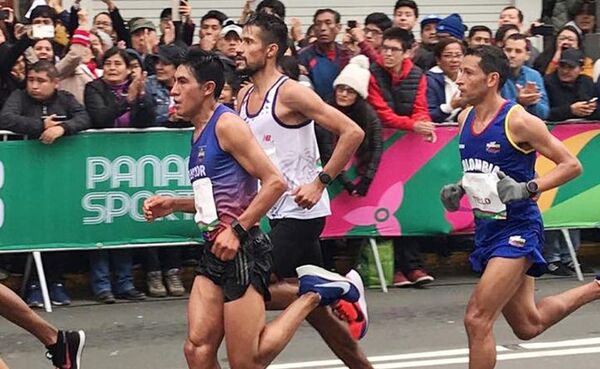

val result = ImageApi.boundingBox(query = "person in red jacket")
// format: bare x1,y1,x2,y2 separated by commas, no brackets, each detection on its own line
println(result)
363,27,436,140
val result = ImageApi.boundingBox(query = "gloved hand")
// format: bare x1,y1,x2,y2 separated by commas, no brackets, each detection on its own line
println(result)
440,183,465,212
353,177,372,197
496,171,529,203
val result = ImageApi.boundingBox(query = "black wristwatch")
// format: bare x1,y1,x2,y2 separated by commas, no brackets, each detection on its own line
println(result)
231,220,249,242
526,180,539,197
318,172,332,186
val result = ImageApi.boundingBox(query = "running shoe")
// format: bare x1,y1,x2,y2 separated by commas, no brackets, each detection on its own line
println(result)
46,330,86,369
393,271,412,288
50,283,72,306
332,270,369,340
25,283,44,309
406,268,434,287
296,265,359,306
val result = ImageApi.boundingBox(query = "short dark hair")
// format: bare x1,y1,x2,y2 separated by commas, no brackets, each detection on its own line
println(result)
466,45,510,91
256,0,286,19
394,0,419,18
313,9,341,24
103,47,132,68
201,10,227,25
245,12,289,60
29,5,56,23
28,60,58,79
278,55,301,81
494,24,520,44
382,27,414,51
501,6,524,23
468,25,492,39
182,48,225,99
433,37,465,60
504,33,531,51
364,12,393,32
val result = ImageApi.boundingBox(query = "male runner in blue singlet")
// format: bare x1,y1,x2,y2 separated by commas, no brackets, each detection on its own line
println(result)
143,49,360,369
441,45,600,369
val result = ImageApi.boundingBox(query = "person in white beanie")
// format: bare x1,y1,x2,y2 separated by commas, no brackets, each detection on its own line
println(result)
318,54,383,309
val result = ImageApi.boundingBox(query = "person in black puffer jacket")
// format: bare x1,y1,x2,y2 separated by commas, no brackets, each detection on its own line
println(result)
316,55,383,275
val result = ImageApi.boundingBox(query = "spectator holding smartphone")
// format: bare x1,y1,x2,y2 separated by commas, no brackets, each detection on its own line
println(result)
501,33,549,119
534,25,594,78
545,47,600,121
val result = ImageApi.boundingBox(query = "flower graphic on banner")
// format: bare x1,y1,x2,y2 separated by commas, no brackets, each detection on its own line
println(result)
342,181,404,235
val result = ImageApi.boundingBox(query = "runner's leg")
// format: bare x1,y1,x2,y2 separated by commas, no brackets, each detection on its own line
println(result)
0,284,57,346
183,276,225,369
266,280,372,369
503,275,600,340
224,286,320,369
464,257,530,369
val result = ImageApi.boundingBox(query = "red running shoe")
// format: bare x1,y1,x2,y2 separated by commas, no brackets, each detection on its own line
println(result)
406,268,434,287
332,270,368,340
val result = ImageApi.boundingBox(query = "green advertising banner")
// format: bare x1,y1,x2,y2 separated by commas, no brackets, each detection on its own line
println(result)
1,124,599,252
0,130,200,251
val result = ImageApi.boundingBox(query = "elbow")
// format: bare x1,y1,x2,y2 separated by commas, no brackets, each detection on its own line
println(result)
271,176,288,197
350,125,365,146
570,158,583,178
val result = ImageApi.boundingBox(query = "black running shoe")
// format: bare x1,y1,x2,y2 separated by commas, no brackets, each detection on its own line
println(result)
46,330,86,369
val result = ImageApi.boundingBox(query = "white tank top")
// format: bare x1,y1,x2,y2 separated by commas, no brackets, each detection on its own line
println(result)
239,75,331,220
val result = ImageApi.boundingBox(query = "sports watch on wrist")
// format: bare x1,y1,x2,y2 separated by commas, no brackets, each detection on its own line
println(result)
526,180,539,197
318,172,332,186
230,220,249,242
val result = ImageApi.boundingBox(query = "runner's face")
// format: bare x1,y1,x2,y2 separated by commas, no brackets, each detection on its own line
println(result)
171,65,207,119
456,55,491,105
238,25,269,76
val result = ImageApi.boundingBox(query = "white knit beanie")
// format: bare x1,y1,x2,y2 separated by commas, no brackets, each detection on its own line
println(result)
333,55,371,99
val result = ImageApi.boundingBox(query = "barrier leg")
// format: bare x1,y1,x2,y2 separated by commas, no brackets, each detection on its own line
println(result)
369,238,388,293
32,252,52,313
20,254,33,298
561,229,583,282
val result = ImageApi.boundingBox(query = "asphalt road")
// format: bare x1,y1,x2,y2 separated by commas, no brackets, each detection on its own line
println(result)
1,275,600,369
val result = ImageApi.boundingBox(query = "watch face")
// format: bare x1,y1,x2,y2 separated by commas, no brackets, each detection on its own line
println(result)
319,172,331,184
527,181,539,193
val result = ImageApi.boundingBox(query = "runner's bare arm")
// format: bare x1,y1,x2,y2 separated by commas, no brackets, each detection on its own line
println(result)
280,81,365,179
456,107,470,131
236,83,253,114
216,113,287,229
508,108,582,192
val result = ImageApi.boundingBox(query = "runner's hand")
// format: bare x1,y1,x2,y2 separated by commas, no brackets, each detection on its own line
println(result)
440,183,465,212
496,171,529,203
292,179,325,209
211,226,240,261
143,195,175,221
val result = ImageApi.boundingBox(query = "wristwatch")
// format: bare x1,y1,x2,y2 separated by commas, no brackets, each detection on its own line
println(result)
230,220,249,242
318,172,332,186
526,180,539,197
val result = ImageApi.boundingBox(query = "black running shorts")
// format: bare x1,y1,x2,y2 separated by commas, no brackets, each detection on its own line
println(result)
268,217,326,279
196,227,272,302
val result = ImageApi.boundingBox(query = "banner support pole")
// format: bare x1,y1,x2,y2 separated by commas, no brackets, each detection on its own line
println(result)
561,229,584,282
32,252,52,312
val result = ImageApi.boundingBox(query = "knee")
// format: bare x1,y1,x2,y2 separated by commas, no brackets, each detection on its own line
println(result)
464,307,494,337
183,335,217,363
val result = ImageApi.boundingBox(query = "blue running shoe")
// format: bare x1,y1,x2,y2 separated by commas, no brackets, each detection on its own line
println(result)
50,282,72,306
296,265,360,306
26,283,44,309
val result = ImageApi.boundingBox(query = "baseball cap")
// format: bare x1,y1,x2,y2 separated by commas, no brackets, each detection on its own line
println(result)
421,14,442,28
156,44,187,65
129,18,156,34
220,19,242,38
559,48,585,67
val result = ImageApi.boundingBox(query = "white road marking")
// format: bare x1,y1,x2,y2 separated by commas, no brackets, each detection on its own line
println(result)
268,337,600,369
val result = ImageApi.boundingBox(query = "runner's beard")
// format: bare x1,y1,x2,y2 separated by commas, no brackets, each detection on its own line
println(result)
238,58,267,77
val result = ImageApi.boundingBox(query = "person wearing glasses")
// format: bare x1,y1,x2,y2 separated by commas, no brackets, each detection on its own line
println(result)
426,37,466,123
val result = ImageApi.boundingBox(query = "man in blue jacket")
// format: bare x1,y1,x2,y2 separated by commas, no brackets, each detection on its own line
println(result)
501,33,549,119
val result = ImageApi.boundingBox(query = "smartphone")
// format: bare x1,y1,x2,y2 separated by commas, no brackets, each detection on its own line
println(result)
588,97,598,104
172,0,181,21
347,20,357,29
32,24,55,39
53,115,68,121
531,24,554,37
0,9,9,21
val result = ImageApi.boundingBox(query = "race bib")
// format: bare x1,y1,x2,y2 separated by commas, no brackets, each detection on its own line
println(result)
462,172,507,220
192,178,219,230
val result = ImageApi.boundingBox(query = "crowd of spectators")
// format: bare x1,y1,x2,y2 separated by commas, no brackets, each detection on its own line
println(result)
0,0,598,304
